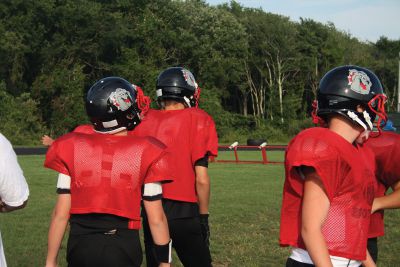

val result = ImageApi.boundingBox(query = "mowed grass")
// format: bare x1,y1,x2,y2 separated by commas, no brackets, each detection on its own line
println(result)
1,154,400,266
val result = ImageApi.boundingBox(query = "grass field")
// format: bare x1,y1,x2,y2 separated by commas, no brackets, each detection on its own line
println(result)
2,153,400,266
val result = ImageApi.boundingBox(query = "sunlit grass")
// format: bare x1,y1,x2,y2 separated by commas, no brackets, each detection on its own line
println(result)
1,155,400,266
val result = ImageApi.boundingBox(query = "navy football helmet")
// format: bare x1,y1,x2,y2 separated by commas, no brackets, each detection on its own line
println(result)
86,77,142,133
315,65,387,132
156,67,200,107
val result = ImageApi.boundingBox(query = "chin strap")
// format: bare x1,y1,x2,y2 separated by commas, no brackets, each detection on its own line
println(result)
311,100,326,126
368,94,387,135
194,87,201,108
134,85,151,115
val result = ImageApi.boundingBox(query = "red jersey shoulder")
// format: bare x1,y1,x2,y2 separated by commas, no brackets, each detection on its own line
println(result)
73,124,94,134
365,132,400,186
286,127,343,163
187,107,213,120
365,131,400,150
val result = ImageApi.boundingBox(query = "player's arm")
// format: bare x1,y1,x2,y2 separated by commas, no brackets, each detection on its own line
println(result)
42,135,55,146
0,142,29,213
46,174,71,267
195,155,211,246
0,199,27,212
143,182,171,267
195,156,210,214
371,180,400,213
362,249,377,267
300,166,333,267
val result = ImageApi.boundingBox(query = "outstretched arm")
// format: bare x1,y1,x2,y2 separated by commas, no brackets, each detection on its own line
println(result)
42,135,55,146
46,193,70,267
372,180,400,213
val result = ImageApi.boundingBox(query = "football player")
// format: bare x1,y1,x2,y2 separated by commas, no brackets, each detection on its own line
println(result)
280,66,387,267
365,131,400,263
133,67,218,267
44,77,173,267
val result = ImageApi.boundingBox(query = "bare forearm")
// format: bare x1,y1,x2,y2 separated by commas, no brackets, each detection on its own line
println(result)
149,215,170,245
195,166,210,214
196,181,210,214
302,229,333,267
362,250,376,267
46,211,69,265
143,200,170,245
373,189,400,212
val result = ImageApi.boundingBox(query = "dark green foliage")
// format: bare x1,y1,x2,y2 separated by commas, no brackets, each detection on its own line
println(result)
0,0,398,145
0,82,47,145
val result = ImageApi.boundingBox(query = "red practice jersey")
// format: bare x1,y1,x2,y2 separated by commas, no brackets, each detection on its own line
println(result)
44,132,173,229
73,124,94,134
280,127,376,260
365,131,400,238
132,108,218,203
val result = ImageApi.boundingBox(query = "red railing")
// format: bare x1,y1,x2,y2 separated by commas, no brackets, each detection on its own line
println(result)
210,144,286,164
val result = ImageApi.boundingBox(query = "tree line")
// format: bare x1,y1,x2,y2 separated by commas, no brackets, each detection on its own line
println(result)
0,0,399,145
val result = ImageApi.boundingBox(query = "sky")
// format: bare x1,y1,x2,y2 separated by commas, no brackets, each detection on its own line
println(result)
206,0,400,43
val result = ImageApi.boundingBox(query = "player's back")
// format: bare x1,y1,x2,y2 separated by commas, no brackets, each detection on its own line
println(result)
44,131,169,223
133,108,218,202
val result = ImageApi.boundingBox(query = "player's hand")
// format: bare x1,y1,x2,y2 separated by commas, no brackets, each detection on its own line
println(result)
199,213,210,247
42,135,55,146
371,198,381,214
158,263,170,267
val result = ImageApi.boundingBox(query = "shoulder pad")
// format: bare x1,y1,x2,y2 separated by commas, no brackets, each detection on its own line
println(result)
287,128,339,163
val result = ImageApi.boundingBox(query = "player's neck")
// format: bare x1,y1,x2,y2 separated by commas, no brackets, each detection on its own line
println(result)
113,129,128,136
328,116,362,144
163,102,186,111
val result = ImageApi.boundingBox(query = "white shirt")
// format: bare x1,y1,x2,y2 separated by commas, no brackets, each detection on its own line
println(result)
290,248,361,267
0,133,29,267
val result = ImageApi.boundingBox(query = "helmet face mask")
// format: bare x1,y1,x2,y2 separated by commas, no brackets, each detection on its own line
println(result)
156,67,200,108
86,77,142,133
315,65,387,133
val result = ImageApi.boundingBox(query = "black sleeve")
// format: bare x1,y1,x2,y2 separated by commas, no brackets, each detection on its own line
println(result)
56,188,71,194
142,194,163,201
194,154,209,168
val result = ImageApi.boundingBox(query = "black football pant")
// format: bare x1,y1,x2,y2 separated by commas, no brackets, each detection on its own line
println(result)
67,224,142,267
367,237,378,263
143,216,212,267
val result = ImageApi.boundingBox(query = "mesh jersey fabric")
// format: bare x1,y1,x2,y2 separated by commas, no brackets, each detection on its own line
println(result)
280,127,376,260
365,131,400,238
44,132,173,229
132,108,218,203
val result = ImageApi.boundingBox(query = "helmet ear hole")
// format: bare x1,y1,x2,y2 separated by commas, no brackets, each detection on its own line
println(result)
356,104,365,113
126,113,135,120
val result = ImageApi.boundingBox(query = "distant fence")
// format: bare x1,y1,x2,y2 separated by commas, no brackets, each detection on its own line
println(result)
15,145,287,163
211,145,286,164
